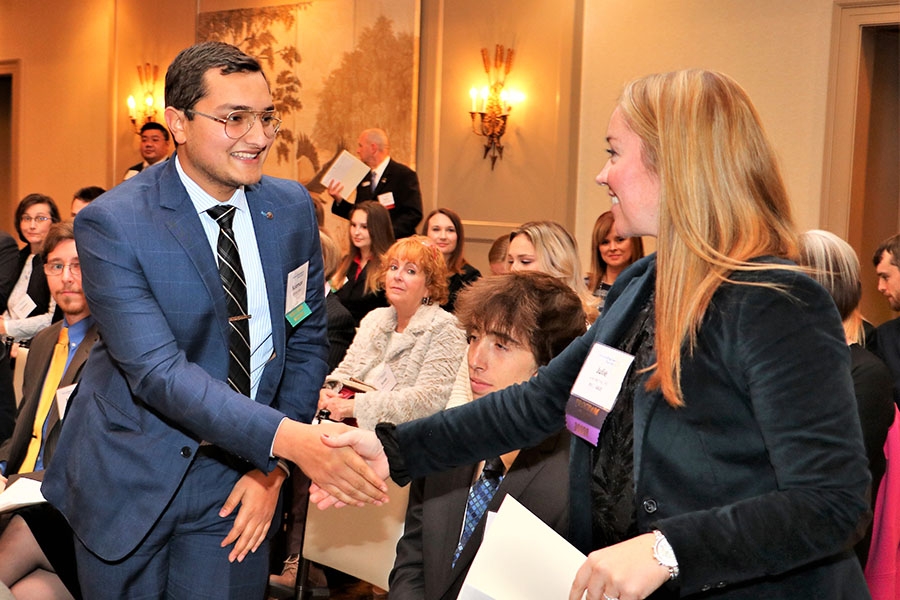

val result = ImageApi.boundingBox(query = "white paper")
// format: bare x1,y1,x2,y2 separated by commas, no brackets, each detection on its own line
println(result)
0,477,46,513
56,383,77,420
322,150,370,194
570,343,634,412
458,495,586,600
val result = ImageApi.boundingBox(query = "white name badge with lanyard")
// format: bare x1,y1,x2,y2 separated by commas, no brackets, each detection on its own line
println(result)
565,343,635,445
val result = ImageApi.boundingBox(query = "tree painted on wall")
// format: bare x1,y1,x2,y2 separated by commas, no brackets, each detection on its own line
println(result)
313,16,416,165
198,3,316,168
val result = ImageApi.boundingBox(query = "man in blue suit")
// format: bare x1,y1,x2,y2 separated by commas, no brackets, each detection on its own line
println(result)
42,42,385,599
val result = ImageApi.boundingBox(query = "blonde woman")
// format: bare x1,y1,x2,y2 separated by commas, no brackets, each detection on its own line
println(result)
507,221,599,323
316,70,870,599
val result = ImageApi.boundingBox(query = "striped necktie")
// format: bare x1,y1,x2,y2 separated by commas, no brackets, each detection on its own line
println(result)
21,326,68,472
206,205,251,397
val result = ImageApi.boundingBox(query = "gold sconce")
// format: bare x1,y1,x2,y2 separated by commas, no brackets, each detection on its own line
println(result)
127,63,160,133
468,45,524,169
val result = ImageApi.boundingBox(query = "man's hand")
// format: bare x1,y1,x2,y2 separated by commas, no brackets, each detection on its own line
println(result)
273,420,388,507
219,468,286,563
309,428,389,510
327,180,346,203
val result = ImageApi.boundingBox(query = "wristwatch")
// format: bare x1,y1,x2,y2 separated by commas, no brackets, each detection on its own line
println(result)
653,530,680,581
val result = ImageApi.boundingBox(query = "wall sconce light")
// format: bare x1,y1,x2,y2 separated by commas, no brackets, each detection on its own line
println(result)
468,45,524,169
127,63,160,133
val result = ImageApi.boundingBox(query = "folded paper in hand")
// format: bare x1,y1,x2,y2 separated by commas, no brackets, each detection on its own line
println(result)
458,495,586,600
323,150,370,194
0,477,46,513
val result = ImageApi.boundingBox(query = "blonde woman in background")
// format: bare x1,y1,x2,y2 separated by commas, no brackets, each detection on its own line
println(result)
507,220,599,323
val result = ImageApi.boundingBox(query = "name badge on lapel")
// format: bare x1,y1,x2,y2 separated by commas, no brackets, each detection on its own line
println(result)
565,343,634,445
377,192,395,209
285,262,311,326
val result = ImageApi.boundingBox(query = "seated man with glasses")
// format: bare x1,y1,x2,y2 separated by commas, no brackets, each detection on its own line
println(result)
0,221,98,600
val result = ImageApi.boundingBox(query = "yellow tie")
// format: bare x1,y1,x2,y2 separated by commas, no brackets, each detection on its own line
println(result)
21,327,69,472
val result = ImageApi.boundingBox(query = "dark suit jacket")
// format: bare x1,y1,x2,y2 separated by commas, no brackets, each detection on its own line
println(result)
870,316,900,409
0,231,19,313
390,431,569,600
0,319,99,477
15,247,52,319
384,255,871,598
325,291,355,371
334,261,388,327
43,156,329,561
331,158,423,239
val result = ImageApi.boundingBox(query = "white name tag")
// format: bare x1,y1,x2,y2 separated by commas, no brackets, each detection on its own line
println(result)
565,343,634,445
285,262,311,326
377,192,396,209
56,383,77,419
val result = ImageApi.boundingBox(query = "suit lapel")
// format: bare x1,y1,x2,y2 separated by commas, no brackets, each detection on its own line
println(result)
246,185,285,399
47,322,100,430
426,467,476,597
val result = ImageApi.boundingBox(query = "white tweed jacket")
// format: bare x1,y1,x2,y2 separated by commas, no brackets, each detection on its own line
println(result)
324,304,467,430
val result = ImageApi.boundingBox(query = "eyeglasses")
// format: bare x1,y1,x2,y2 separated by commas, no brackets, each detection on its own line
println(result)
184,109,282,139
20,215,52,224
44,262,81,277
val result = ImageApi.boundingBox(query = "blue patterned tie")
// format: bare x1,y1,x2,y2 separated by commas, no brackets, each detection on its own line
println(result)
452,457,505,567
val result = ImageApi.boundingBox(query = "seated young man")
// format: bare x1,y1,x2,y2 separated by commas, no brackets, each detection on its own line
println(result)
389,272,587,600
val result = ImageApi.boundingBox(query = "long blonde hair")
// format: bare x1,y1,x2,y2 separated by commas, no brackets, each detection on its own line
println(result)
510,221,600,323
619,70,799,406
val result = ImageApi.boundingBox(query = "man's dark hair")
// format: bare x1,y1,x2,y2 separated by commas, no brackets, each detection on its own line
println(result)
14,193,61,243
454,272,587,367
165,41,264,115
873,234,900,269
74,186,106,202
140,122,170,141
41,221,75,262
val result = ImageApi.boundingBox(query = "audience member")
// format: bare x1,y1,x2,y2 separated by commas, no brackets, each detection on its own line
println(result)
333,201,394,326
586,210,644,313
69,187,105,219
269,229,356,593
122,122,170,181
421,208,481,312
318,235,466,430
0,231,18,314
316,69,871,599
0,222,98,479
507,220,599,323
0,221,97,600
799,229,894,566
390,272,585,599
42,41,383,600
2,194,62,344
870,234,900,405
487,234,509,276
328,128,423,239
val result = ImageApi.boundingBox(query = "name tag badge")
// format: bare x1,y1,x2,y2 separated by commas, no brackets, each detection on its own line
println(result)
565,343,635,445
285,262,311,326
371,364,397,392
377,192,395,209
56,383,77,420
12,293,37,318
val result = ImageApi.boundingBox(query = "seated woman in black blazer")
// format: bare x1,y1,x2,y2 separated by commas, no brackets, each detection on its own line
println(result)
421,208,481,313
333,201,394,326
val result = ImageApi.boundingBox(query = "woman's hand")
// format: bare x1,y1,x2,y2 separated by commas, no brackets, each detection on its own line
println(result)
569,533,670,600
318,387,355,421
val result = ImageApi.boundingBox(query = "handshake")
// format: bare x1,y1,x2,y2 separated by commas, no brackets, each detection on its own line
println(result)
272,420,390,509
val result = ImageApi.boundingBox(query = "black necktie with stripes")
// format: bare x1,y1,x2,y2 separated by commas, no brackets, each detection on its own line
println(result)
206,204,251,396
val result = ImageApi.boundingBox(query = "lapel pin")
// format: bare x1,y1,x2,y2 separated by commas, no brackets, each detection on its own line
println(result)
263,211,273,219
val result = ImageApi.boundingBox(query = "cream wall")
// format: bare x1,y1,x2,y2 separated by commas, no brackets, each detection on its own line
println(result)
575,0,835,265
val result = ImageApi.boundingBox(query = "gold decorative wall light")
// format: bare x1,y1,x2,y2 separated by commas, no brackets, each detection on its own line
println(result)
127,63,160,133
468,45,524,169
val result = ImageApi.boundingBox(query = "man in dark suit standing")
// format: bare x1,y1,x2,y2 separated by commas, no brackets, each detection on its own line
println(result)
122,122,171,181
871,233,900,406
42,41,386,600
389,273,585,600
328,128,423,239
0,221,97,481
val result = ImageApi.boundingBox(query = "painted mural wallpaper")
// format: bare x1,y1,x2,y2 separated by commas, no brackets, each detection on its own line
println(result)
197,0,420,193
